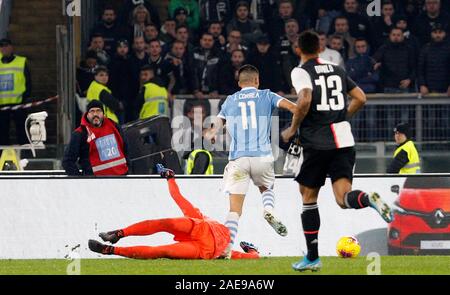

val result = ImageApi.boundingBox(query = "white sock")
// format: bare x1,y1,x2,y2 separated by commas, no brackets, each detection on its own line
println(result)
262,189,275,212
224,212,240,252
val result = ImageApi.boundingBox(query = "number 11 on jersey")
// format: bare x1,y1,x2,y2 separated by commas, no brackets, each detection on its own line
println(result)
239,101,257,130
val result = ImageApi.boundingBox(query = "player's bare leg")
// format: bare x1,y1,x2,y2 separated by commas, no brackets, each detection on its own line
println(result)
292,185,322,272
222,194,245,258
259,186,287,237
332,178,393,223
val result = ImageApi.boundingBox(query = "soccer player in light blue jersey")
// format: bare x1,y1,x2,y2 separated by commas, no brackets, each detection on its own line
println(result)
210,65,300,257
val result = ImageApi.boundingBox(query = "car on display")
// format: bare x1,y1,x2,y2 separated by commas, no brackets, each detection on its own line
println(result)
388,176,450,255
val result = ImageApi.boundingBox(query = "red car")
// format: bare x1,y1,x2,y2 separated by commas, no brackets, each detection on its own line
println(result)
388,177,450,255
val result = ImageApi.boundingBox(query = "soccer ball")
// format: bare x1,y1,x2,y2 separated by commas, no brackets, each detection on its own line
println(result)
336,236,361,258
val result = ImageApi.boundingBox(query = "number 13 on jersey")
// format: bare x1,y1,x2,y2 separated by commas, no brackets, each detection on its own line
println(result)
315,75,345,111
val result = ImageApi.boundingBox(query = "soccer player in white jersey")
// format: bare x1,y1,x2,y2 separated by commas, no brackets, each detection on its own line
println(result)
209,65,300,257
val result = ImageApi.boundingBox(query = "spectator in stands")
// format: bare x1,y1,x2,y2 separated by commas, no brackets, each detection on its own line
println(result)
199,0,232,28
88,33,110,66
395,15,420,62
219,49,245,95
372,1,396,49
120,0,161,28
329,34,349,62
374,27,416,132
276,18,299,93
413,0,450,46
346,38,379,93
160,18,177,44
280,40,300,94
109,39,134,123
169,0,201,31
373,27,416,93
173,7,190,29
347,37,380,141
136,65,170,119
333,16,356,60
242,0,277,30
248,34,285,94
222,29,248,56
63,100,129,176
277,19,300,60
418,24,450,96
0,38,31,145
226,1,261,46
191,33,221,99
87,66,123,124
129,36,150,121
76,50,98,97
267,0,296,44
318,31,344,67
144,24,164,46
316,0,344,34
418,24,450,139
208,21,227,51
330,0,374,47
174,24,195,55
91,6,128,56
146,39,176,98
130,4,153,41
165,40,192,95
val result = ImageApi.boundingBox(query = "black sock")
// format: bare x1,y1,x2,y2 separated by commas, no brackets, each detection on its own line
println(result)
301,202,320,261
344,190,370,209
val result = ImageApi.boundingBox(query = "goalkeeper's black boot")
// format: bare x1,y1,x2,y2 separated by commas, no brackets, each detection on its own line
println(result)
99,230,123,244
88,239,114,255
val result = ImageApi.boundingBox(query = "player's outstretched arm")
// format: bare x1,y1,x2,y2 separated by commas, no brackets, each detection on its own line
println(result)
346,86,367,119
281,89,312,143
278,98,300,115
167,179,204,219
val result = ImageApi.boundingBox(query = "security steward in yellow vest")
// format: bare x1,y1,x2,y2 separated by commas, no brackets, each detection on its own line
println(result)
387,123,421,174
186,149,214,175
136,65,169,119
0,38,31,145
86,66,121,124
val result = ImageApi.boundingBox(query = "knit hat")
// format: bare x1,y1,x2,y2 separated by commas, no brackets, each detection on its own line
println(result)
86,100,104,113
394,122,411,139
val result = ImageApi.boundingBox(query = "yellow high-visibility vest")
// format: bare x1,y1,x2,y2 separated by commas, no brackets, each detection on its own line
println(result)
139,82,169,119
186,149,214,175
0,55,26,105
393,140,421,174
86,80,119,123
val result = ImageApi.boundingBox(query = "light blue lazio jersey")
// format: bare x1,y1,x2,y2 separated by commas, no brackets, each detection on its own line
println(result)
218,87,283,160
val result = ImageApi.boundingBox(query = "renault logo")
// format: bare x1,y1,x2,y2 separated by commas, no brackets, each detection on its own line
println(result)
434,209,445,225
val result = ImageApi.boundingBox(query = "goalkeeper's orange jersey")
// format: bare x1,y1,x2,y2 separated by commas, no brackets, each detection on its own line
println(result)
168,179,231,259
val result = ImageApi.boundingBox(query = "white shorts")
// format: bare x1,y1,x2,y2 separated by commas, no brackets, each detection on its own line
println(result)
223,156,275,195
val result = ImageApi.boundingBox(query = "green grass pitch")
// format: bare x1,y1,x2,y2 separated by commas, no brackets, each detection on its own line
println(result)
0,256,449,275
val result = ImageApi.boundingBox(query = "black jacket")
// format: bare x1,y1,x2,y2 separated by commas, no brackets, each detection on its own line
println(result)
247,48,284,93
62,116,130,176
412,11,450,46
189,47,221,93
418,40,450,92
373,41,416,88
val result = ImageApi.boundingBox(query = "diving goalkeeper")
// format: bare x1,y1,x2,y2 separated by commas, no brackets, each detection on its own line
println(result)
88,164,259,259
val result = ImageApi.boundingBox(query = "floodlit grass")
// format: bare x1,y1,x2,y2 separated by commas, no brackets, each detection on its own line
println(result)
0,256,449,275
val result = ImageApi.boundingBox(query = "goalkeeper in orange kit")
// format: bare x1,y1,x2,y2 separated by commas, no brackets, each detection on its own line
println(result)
88,164,259,260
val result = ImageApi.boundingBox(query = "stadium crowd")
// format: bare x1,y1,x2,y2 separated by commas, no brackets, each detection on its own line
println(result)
75,0,450,133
